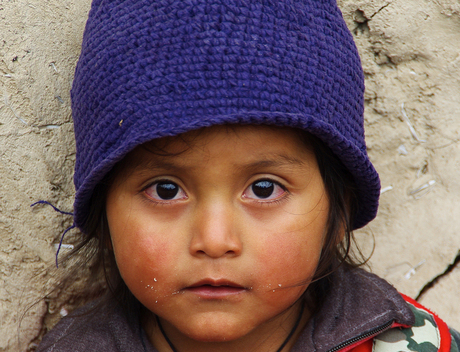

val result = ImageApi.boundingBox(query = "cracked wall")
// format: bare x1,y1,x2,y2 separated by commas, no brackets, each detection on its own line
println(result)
1,0,459,350
338,0,460,329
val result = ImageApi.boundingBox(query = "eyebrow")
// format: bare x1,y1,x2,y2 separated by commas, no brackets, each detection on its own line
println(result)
234,154,309,172
131,152,308,175
131,158,190,174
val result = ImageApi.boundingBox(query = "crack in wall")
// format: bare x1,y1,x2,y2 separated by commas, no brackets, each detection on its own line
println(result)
369,2,392,19
416,250,460,301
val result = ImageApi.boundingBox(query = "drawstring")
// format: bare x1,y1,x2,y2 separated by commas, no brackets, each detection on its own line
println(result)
31,201,75,268
31,200,74,216
54,223,76,268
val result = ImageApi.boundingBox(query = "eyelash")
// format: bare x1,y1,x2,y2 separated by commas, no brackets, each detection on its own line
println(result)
140,177,290,205
242,178,289,203
141,179,187,204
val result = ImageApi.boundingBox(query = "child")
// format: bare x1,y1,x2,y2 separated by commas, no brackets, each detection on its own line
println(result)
37,0,460,351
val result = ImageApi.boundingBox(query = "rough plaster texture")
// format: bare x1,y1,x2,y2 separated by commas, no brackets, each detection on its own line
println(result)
339,0,460,328
0,0,459,351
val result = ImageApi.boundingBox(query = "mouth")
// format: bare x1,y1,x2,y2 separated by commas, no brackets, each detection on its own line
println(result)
184,279,247,299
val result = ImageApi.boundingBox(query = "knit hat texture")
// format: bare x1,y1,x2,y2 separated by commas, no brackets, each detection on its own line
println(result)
72,0,380,233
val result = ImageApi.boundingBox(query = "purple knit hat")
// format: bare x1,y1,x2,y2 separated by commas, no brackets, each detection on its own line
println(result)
71,0,380,233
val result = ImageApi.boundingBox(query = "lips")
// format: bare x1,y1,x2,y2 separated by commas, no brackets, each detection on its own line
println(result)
185,279,247,299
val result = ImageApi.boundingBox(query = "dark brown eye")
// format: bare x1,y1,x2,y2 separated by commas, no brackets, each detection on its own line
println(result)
144,180,187,201
252,180,275,199
156,182,179,200
243,179,286,201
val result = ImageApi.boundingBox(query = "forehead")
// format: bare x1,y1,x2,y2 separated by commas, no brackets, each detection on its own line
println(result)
114,125,316,177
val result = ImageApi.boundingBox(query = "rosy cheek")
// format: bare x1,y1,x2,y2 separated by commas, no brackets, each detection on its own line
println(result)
113,233,174,288
255,230,322,289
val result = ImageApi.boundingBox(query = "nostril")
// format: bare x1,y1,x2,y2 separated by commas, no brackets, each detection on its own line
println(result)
191,243,241,258
189,212,243,258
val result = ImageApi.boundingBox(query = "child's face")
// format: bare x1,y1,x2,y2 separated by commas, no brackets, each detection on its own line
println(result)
106,125,329,348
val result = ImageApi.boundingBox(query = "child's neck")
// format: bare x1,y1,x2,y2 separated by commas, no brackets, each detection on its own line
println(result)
141,300,309,352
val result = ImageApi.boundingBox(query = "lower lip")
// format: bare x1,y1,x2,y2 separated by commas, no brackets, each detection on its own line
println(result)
186,286,246,299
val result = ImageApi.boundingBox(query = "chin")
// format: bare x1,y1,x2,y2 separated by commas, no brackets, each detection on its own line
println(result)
186,332,243,343
182,320,250,343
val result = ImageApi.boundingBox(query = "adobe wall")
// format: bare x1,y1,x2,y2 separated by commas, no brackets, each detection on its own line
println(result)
1,1,459,350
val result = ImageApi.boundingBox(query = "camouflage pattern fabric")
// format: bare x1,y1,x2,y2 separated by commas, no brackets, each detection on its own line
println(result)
373,301,459,352
450,330,460,352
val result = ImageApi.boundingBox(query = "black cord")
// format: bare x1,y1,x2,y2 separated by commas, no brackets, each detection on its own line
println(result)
276,301,305,352
156,315,179,352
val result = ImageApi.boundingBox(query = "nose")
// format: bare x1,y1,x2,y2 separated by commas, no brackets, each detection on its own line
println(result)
189,201,242,258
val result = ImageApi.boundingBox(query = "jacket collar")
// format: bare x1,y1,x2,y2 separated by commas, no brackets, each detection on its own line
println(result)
292,266,415,352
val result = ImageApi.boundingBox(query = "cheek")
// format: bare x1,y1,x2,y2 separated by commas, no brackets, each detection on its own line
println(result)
248,233,322,314
256,232,323,285
110,225,178,297
248,204,328,290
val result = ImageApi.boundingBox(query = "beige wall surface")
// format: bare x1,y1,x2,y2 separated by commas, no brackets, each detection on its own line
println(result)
0,0,459,351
